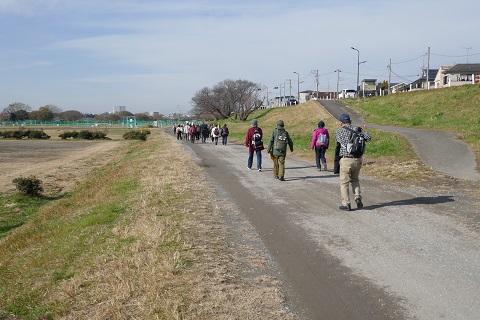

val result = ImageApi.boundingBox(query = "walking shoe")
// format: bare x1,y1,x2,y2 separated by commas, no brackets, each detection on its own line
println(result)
279,177,285,181
247,167,252,170
258,168,262,172
274,176,279,179
339,204,352,211
355,198,363,209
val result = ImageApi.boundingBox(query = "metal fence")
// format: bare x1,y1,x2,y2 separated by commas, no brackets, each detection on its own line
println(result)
0,119,178,128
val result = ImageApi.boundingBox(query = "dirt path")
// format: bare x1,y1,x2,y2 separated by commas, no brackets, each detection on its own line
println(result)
0,140,121,194
182,136,480,320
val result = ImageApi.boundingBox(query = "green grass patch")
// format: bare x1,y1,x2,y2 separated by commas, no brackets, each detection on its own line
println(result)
353,84,480,139
0,193,51,239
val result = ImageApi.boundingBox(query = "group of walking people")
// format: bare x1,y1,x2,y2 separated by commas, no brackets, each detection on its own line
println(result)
173,122,229,145
174,113,371,211
244,113,371,211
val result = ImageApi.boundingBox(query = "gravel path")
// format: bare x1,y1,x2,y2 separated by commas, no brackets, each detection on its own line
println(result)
183,136,480,320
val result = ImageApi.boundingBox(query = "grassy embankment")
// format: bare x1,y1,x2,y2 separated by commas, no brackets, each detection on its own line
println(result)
225,84,480,180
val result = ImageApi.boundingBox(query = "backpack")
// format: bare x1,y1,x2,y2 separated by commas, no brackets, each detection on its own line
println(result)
274,128,288,151
252,128,263,147
223,127,229,135
343,126,366,157
189,125,197,135
316,133,328,146
214,127,219,135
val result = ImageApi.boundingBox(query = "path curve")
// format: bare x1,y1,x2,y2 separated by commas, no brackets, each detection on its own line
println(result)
319,100,480,181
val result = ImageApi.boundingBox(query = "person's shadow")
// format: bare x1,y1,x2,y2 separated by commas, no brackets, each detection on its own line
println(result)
364,195,455,210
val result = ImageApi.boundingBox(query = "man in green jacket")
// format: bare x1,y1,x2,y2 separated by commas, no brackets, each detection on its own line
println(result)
267,120,294,181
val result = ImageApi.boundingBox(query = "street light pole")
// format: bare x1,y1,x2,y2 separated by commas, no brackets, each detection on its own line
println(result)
351,47,360,97
293,71,300,102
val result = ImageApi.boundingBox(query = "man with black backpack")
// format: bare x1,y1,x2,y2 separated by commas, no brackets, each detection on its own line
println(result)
267,120,294,181
335,113,371,211
245,119,264,171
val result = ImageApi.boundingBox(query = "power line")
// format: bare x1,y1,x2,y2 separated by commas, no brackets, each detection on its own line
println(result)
391,53,426,65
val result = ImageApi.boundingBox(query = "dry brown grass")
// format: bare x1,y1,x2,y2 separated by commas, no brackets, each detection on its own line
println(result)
25,132,294,319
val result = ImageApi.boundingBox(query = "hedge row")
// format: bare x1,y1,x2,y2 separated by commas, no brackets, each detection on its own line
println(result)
58,130,110,140
0,129,50,139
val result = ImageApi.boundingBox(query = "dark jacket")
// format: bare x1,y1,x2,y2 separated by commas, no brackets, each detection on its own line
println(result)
267,125,293,156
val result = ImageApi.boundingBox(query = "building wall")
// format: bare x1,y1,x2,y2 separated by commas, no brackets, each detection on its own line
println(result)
446,73,476,87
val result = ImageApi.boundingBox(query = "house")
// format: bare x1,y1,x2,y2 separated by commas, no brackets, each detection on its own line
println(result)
390,82,410,93
271,95,296,107
434,66,453,89
441,63,480,87
410,69,438,91
299,90,336,102
360,79,377,97
299,90,313,103
311,90,336,100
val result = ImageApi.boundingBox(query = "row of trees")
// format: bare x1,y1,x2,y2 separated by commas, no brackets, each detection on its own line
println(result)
190,79,263,121
1,102,166,122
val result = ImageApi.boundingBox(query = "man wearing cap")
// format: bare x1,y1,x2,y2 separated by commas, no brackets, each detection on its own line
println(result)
335,113,371,211
267,120,294,181
245,119,264,171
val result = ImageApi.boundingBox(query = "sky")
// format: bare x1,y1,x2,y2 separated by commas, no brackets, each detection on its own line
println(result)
1,0,479,116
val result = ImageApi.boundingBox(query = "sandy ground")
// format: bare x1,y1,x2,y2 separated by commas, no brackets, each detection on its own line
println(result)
0,140,121,194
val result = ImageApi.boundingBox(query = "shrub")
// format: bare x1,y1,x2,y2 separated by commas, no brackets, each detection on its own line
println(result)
13,176,44,196
0,129,50,140
27,130,50,139
59,130,109,140
123,130,147,141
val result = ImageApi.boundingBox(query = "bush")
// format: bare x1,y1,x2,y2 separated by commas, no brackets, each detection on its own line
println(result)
13,176,43,196
59,130,109,140
27,130,50,139
123,130,147,141
0,129,50,140
78,130,94,140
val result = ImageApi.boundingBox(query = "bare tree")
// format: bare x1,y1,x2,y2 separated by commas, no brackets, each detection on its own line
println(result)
190,79,261,121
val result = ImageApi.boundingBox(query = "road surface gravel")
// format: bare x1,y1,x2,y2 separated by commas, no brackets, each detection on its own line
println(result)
183,136,480,320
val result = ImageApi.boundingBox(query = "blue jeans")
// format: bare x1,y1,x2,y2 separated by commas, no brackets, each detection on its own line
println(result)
222,135,228,145
248,149,262,169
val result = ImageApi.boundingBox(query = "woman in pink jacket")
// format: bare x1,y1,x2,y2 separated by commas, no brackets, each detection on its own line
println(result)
310,121,330,171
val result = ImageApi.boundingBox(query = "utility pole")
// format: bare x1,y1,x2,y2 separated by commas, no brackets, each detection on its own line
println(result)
334,69,341,99
312,69,319,98
388,59,392,95
464,47,472,63
426,47,431,90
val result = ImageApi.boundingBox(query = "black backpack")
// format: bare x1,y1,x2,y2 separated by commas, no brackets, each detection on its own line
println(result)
252,128,263,147
343,126,366,157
